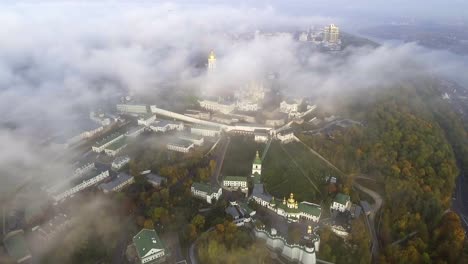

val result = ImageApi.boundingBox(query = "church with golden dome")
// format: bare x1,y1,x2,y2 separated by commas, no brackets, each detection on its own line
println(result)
207,50,216,71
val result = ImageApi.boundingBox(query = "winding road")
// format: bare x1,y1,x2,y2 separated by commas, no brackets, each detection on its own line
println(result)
296,137,384,260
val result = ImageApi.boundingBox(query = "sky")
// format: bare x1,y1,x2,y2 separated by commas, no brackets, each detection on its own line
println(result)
0,1,467,258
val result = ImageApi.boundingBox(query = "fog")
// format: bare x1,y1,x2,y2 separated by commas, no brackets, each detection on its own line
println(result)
0,1,467,259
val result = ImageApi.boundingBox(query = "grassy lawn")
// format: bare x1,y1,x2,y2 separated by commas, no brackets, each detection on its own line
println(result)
262,141,336,202
221,135,264,177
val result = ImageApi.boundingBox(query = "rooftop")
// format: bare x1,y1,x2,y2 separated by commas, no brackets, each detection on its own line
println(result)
145,173,166,185
253,151,262,164
52,168,108,194
298,202,322,217
254,129,269,136
179,134,204,141
99,173,133,191
152,119,180,128
126,125,145,135
168,139,194,148
113,155,130,164
94,132,123,147
139,113,156,120
192,124,221,131
133,229,165,259
224,176,248,182
3,230,31,263
252,183,272,202
192,182,220,195
334,193,350,205
105,137,127,151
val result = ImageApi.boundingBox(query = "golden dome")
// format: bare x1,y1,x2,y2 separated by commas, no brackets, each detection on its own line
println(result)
208,50,216,60
287,193,295,204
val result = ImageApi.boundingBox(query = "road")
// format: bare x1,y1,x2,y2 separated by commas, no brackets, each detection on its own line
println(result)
210,136,230,187
453,174,468,230
296,137,383,260
188,227,214,264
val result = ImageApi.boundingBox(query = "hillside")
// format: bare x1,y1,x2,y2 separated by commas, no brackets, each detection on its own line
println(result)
299,80,468,263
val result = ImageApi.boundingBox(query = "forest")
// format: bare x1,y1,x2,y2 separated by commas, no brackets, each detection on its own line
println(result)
299,80,468,262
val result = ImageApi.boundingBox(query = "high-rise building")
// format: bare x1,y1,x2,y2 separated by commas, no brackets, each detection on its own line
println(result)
323,24,340,43
207,50,216,71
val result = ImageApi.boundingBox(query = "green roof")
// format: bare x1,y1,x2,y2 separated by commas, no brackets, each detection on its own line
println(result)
239,202,254,215
334,193,350,205
298,202,322,217
105,137,127,151
192,182,219,195
133,229,165,259
224,176,247,182
94,132,123,147
253,151,262,165
277,202,300,214
3,230,31,263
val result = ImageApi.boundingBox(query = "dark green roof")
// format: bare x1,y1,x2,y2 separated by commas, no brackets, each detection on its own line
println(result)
298,202,322,217
334,193,350,205
133,229,165,259
105,137,127,151
224,176,247,182
3,230,31,262
192,182,219,195
253,151,262,164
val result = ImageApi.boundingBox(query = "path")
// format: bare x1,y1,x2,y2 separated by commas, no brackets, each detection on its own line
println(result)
210,136,230,187
188,227,214,264
295,136,383,260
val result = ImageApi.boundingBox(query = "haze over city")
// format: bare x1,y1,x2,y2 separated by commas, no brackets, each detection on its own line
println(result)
1,1,467,264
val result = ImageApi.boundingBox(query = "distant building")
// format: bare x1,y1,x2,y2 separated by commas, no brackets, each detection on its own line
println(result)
90,111,112,126
112,155,131,171
252,193,322,223
252,151,262,177
323,24,340,43
225,201,255,226
166,139,194,153
104,137,127,157
99,173,134,193
252,183,273,207
276,129,296,143
117,104,149,114
50,169,110,202
184,109,211,120
191,182,222,204
145,173,166,187
223,176,248,192
138,114,157,126
92,132,125,153
191,125,221,137
280,99,302,113
236,100,260,112
179,134,204,146
126,125,146,137
199,99,235,114
331,193,351,212
3,230,32,264
208,50,216,71
79,123,105,139
132,229,167,264
254,129,269,143
150,120,184,133
34,213,71,241
212,113,237,125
